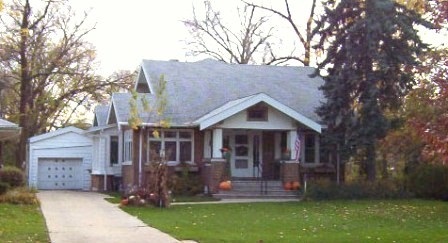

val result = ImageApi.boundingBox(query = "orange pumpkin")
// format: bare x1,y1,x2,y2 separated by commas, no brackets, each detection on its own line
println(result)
291,181,301,190
120,198,129,206
219,180,232,190
283,181,293,190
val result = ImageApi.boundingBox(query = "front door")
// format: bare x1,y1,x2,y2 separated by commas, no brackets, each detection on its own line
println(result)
229,131,262,178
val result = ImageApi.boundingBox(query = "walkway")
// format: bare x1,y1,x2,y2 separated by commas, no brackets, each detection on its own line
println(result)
37,190,184,243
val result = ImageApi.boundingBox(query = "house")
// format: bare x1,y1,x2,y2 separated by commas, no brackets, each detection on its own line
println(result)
28,59,336,193
88,59,335,193
0,118,21,167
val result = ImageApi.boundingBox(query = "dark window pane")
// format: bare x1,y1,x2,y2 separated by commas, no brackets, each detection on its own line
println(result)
305,134,315,163
235,145,248,156
149,141,161,161
179,131,192,139
110,136,119,165
180,141,192,162
165,141,177,161
235,135,248,144
164,131,176,138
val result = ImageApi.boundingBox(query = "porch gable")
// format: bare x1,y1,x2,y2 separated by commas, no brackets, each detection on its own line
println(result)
195,93,322,133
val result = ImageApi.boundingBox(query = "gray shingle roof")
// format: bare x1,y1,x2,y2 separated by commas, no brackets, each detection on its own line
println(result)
112,59,325,127
0,118,18,128
93,105,110,126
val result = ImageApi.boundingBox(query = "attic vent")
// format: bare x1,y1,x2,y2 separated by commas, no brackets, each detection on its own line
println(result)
247,103,268,121
136,83,150,93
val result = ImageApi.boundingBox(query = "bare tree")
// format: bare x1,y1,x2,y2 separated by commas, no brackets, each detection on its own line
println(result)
183,0,274,64
0,0,132,167
245,0,320,66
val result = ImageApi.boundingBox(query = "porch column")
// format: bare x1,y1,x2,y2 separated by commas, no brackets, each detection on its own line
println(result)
210,128,226,193
203,130,212,159
212,128,223,159
288,130,299,161
274,132,281,159
283,130,300,184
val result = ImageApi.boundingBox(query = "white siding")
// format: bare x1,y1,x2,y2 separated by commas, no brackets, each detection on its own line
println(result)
90,126,121,176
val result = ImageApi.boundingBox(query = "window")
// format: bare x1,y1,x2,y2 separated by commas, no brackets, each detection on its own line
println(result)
304,134,316,163
247,104,268,121
110,136,119,165
148,129,194,163
123,130,133,162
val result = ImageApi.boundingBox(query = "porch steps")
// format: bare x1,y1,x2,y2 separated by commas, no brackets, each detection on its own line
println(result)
213,180,300,199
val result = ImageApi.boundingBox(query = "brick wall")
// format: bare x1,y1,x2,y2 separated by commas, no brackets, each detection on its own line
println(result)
281,162,300,183
209,159,226,193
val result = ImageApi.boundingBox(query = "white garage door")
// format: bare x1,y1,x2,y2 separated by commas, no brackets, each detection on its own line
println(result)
38,158,83,190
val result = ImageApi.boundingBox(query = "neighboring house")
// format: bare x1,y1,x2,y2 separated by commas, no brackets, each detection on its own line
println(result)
28,126,93,190
0,118,21,167
28,59,336,193
89,59,335,193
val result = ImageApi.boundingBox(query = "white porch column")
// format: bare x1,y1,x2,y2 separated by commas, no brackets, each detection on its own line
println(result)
212,128,223,159
274,132,281,159
203,130,212,159
288,130,299,161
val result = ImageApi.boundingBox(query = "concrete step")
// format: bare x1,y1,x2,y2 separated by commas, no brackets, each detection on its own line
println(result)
213,192,300,200
213,180,301,200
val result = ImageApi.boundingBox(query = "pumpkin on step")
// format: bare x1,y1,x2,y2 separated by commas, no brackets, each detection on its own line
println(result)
283,181,293,190
219,180,232,190
291,181,301,190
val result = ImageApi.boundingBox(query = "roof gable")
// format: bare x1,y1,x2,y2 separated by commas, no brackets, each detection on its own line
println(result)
134,66,152,93
29,126,86,143
93,105,110,127
195,93,321,132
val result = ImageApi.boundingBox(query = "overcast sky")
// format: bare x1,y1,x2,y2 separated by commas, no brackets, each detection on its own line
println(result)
71,0,320,75
72,0,447,76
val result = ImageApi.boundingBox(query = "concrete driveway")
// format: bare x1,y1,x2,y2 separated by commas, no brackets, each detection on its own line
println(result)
37,190,182,243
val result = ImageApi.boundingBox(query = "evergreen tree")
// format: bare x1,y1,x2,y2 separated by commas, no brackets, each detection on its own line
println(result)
316,0,430,181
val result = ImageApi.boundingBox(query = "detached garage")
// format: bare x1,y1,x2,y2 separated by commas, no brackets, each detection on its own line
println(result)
28,126,92,190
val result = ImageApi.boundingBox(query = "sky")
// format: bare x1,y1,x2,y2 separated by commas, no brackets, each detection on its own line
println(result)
72,0,447,76
71,0,318,75
72,0,202,74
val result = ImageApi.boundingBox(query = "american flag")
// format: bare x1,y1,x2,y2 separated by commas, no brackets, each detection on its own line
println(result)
295,132,301,162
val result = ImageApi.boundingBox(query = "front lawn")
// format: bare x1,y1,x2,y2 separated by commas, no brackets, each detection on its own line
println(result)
0,203,49,242
122,200,448,242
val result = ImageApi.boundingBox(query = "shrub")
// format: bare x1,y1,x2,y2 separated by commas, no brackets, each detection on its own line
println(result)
305,178,411,200
0,182,10,195
0,166,25,187
0,187,39,205
169,172,203,196
407,163,448,200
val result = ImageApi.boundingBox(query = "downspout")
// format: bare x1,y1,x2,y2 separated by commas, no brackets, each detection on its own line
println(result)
138,127,143,187
101,129,108,191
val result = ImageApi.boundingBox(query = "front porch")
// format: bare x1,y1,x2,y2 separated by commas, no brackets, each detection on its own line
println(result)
201,128,335,196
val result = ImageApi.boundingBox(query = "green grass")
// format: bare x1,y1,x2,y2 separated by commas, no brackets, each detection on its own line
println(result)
122,200,448,242
0,203,49,242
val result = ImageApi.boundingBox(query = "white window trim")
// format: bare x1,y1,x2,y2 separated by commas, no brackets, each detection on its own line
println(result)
148,129,195,166
122,129,133,164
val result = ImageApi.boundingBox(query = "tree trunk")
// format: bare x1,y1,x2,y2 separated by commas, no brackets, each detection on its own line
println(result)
16,2,32,169
366,143,376,181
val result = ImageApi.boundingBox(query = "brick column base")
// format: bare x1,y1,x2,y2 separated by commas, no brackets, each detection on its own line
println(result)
281,161,300,183
210,158,226,193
